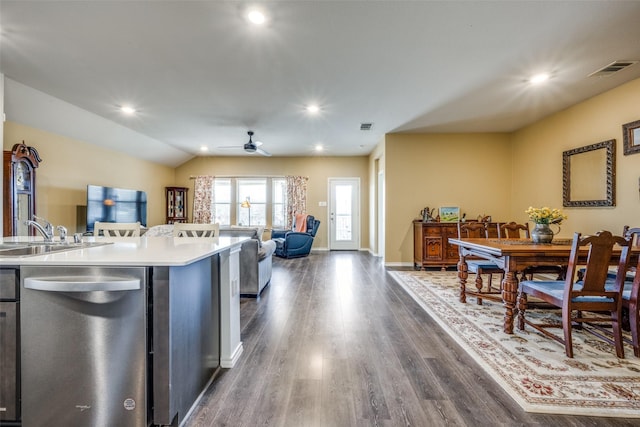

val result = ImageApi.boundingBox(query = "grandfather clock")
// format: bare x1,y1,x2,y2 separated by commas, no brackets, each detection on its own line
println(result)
3,142,42,236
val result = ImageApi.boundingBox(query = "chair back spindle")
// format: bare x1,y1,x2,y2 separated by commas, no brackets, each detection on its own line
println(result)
173,223,220,238
94,221,141,237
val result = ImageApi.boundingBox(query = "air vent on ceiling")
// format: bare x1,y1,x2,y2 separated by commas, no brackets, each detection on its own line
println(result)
360,122,373,131
588,60,638,77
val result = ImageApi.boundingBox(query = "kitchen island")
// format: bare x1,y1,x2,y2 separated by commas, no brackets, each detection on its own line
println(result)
0,235,246,427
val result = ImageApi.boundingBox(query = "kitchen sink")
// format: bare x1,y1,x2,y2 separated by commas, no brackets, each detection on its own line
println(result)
0,242,111,257
0,243,27,250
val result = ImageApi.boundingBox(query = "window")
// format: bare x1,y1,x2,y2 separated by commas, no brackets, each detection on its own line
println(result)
272,178,287,228
211,177,286,228
237,178,266,226
212,179,231,225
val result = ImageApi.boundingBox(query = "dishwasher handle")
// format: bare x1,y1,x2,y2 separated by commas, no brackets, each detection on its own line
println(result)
24,276,140,292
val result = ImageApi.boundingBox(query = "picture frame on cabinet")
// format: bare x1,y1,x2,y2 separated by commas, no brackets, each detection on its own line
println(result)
439,206,460,222
623,119,640,155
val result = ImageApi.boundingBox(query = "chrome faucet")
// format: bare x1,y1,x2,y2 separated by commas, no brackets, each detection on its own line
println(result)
25,216,54,243
56,225,68,243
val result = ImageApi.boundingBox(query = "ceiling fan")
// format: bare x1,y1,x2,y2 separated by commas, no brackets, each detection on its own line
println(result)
218,131,272,157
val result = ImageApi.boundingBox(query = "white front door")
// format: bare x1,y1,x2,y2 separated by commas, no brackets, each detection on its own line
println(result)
329,178,360,250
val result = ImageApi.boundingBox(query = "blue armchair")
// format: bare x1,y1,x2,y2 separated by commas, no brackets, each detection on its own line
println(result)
271,215,321,258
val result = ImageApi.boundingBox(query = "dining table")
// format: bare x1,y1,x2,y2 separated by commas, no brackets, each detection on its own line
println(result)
448,236,640,334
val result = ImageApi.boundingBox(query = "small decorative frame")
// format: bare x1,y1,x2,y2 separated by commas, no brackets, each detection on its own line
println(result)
623,119,640,155
439,206,460,222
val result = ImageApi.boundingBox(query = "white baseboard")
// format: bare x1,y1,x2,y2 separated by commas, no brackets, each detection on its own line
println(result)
365,248,382,256
311,247,381,255
220,342,243,368
384,261,414,268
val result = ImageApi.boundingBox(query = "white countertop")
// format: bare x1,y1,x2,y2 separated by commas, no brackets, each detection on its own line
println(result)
0,236,247,266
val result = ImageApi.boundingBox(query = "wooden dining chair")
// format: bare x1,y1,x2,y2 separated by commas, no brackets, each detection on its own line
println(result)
173,222,219,238
517,230,633,358
458,222,504,305
499,221,566,280
94,221,141,237
578,225,638,282
602,226,640,357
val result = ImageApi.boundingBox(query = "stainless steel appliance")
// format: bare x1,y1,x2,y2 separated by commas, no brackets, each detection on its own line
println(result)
20,266,147,427
0,267,20,423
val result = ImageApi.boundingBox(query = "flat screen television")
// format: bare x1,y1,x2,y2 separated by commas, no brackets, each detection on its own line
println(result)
86,184,147,233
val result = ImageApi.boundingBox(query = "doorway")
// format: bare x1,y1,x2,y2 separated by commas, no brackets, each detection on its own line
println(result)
328,178,360,250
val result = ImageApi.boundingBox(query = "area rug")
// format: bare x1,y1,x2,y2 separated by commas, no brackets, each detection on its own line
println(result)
388,270,640,417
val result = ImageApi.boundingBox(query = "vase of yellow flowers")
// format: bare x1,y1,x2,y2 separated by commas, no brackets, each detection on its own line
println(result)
525,206,567,244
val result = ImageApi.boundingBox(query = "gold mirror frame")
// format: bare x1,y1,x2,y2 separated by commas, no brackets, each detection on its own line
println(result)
562,139,615,207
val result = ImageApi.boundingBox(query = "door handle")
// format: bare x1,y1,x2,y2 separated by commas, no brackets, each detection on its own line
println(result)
25,277,140,292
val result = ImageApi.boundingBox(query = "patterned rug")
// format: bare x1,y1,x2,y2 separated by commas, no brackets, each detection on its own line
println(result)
388,270,640,417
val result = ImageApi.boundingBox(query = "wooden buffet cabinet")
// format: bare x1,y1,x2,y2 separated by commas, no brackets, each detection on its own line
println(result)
413,220,459,270
413,220,504,270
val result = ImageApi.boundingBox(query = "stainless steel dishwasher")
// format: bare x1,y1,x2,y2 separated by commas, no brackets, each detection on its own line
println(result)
20,266,148,427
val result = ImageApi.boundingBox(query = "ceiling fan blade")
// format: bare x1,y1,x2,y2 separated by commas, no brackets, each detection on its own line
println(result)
256,147,272,157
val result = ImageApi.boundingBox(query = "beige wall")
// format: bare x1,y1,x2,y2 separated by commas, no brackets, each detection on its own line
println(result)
381,77,640,266
382,133,512,264
510,77,640,238
4,121,175,233
5,75,639,258
175,155,370,250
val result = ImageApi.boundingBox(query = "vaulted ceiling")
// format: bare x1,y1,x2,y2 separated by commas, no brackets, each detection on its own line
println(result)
2,1,640,167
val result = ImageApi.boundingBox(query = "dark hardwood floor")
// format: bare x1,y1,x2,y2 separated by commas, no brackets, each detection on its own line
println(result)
184,251,636,426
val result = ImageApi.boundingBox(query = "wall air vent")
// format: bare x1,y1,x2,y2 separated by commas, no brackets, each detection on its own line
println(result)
360,123,373,131
588,60,638,77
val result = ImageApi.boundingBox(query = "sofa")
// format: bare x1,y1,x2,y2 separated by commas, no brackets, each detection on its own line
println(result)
145,224,275,298
218,226,276,298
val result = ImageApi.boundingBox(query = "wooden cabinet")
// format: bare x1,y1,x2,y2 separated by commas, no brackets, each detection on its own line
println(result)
413,220,459,270
3,143,41,237
165,187,188,224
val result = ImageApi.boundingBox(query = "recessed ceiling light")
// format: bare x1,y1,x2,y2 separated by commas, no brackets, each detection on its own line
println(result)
200,146,209,152
120,105,136,114
247,9,266,25
315,144,323,152
529,73,550,84
306,104,320,114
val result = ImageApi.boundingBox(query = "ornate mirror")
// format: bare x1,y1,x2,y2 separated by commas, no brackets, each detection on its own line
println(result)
562,139,615,207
